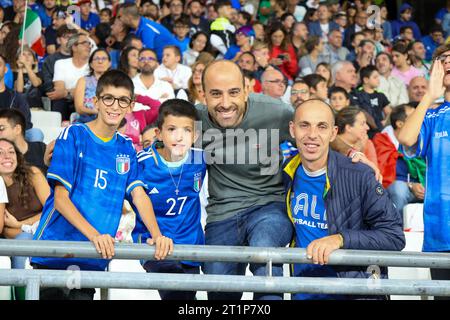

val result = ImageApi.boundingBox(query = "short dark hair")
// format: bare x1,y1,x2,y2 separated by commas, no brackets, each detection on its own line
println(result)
0,109,27,137
360,65,378,82
189,0,203,8
303,74,326,90
174,15,190,27
390,104,411,130
239,11,252,24
156,99,199,130
304,35,321,53
328,86,350,100
100,8,112,16
164,45,181,58
142,123,158,135
400,25,413,34
376,51,394,65
214,0,232,12
89,48,111,76
430,24,444,35
56,24,78,38
96,70,135,99
122,34,142,49
0,53,6,65
139,47,157,57
335,105,364,134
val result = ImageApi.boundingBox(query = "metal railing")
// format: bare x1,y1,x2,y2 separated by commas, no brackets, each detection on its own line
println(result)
0,239,449,300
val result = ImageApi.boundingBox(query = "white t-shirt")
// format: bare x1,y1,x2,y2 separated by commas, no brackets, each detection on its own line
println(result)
0,176,8,204
53,58,89,90
132,74,175,106
153,63,192,90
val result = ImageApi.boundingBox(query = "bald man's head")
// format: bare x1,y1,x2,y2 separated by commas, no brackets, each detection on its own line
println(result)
295,99,336,126
202,60,245,90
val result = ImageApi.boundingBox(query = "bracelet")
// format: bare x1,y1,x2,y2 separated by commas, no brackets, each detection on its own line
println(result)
338,233,344,248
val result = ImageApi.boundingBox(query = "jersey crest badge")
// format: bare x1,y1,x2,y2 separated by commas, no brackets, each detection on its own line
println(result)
116,154,130,174
193,172,202,192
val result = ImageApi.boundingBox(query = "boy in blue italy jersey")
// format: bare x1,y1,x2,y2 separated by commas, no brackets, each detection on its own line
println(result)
133,99,206,300
399,44,450,299
32,70,173,300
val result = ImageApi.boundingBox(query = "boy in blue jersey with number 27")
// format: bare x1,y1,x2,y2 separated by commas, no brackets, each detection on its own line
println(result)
31,70,173,300
133,99,206,300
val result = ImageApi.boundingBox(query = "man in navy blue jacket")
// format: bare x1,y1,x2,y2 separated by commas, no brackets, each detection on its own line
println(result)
284,99,405,300
308,3,339,40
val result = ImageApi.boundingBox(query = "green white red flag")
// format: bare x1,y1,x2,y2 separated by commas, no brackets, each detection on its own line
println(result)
19,8,45,57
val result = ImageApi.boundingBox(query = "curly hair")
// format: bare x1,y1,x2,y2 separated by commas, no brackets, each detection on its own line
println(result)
0,138,33,209
0,24,21,70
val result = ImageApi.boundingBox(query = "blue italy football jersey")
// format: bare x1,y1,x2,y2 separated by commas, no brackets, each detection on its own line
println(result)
403,102,450,252
32,124,145,271
132,144,206,266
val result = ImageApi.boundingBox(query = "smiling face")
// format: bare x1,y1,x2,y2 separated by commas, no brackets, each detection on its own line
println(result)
203,61,248,128
345,111,369,143
156,115,196,161
93,85,133,128
0,140,17,176
289,100,337,171
192,33,207,52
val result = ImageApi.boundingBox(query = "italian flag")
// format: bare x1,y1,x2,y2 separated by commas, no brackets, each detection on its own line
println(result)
19,8,45,57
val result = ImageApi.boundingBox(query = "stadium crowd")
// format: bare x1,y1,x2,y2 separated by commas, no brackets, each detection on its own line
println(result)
0,0,449,300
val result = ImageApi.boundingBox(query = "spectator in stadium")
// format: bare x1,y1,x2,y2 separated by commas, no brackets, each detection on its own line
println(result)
267,22,298,80
0,21,12,46
298,36,327,77
257,0,274,25
74,48,111,123
355,65,392,134
187,61,207,105
321,29,350,65
183,31,210,67
435,0,450,25
173,16,191,55
328,86,350,112
399,49,450,296
133,48,175,104
118,3,177,62
280,12,296,34
199,60,294,300
44,7,67,55
34,0,56,29
372,104,425,216
14,46,42,109
209,0,236,58
0,109,47,174
343,9,368,50
376,52,409,108
187,0,210,36
252,21,265,42
353,39,376,73
236,10,252,30
237,51,258,73
408,76,428,103
0,138,50,270
290,21,308,57
345,31,365,63
408,40,431,76
0,174,5,234
391,3,422,41
99,8,112,24
331,105,378,167
379,4,392,43
119,46,140,79
391,41,423,86
315,62,332,88
331,61,358,99
160,0,185,33
41,25,76,96
48,32,90,121
78,0,100,33
224,25,254,61
396,25,415,45
303,74,328,101
252,40,270,80
422,24,445,62
133,99,206,301
334,10,348,33
290,79,310,109
285,99,404,300
261,68,287,101
139,0,159,21
141,124,158,150
307,3,339,41
154,45,192,92
31,70,173,300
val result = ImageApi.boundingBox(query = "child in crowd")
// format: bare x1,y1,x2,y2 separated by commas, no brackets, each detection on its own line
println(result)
329,86,351,112
173,16,191,55
31,70,173,300
133,99,206,300
141,123,158,149
154,45,193,92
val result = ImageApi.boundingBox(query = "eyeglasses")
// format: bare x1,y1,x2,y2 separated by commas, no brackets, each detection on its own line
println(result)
99,94,133,109
0,125,11,132
265,79,287,85
139,56,157,62
437,54,450,62
92,57,109,62
171,3,183,7
75,40,91,47
291,89,309,95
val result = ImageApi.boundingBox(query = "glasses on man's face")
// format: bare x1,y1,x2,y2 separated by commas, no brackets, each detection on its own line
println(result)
99,94,132,109
266,79,287,86
93,57,109,62
291,89,309,95
139,56,157,62
76,40,91,47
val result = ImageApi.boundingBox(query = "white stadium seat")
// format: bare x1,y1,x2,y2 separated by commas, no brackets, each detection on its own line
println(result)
31,110,62,128
403,203,424,232
40,127,65,145
0,256,12,300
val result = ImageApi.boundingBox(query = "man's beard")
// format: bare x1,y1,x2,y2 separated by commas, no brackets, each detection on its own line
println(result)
141,67,155,76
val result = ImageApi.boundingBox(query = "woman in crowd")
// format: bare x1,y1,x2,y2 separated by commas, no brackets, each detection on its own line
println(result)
290,21,308,57
315,62,333,87
267,22,298,81
0,138,50,270
224,25,255,61
119,46,140,79
331,106,379,167
280,13,296,34
183,31,210,67
391,41,423,86
187,61,207,105
14,46,43,109
74,48,111,123
298,36,326,77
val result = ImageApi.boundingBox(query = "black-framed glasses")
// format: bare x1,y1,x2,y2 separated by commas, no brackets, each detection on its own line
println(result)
99,94,133,108
291,89,309,95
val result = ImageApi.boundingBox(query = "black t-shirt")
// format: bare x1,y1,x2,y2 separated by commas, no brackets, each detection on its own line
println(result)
353,89,390,136
0,89,12,109
44,27,58,48
25,141,47,175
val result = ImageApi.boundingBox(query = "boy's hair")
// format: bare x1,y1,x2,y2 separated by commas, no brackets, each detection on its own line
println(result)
303,74,326,90
174,15,190,28
400,25,413,34
56,24,78,38
123,34,141,49
164,45,181,58
142,123,158,135
376,51,394,65
0,109,26,137
358,39,375,49
360,65,378,83
390,104,411,130
96,70,135,99
239,11,252,23
156,99,199,130
214,0,232,13
328,86,350,100
252,40,268,51
304,35,321,53
100,8,112,16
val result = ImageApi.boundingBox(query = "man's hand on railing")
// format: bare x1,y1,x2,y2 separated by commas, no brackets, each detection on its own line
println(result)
146,236,174,260
91,234,116,260
306,234,343,266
